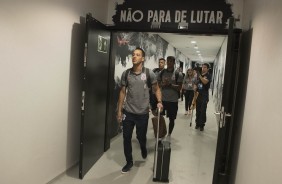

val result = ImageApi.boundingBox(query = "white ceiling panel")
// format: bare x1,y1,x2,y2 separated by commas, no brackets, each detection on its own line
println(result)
157,33,227,63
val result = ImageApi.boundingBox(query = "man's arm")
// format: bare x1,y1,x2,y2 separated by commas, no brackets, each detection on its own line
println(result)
171,82,182,91
117,86,126,124
199,75,209,85
152,82,163,110
171,72,183,91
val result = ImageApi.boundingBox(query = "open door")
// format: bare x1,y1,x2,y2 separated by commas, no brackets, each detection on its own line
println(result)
79,14,112,179
212,18,242,184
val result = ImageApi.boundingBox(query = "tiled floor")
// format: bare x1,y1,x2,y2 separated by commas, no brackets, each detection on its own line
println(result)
49,97,218,184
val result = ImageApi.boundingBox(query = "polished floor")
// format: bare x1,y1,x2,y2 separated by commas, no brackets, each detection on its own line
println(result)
49,97,218,184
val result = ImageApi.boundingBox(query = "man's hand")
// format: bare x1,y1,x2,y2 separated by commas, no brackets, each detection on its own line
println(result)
157,102,163,111
197,71,201,78
116,111,123,124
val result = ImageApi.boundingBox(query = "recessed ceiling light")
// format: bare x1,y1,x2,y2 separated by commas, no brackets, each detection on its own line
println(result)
196,50,200,53
194,46,198,49
191,41,196,44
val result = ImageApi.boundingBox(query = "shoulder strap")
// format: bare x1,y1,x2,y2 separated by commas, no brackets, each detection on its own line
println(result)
159,69,165,81
145,67,151,89
124,68,131,87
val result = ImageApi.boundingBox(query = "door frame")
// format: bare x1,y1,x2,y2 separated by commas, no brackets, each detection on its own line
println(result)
106,18,242,184
82,13,245,184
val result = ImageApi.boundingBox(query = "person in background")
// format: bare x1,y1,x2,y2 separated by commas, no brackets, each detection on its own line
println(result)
152,58,165,75
117,47,163,174
194,63,211,131
193,67,199,78
158,56,183,136
179,67,185,101
151,58,166,113
182,68,196,115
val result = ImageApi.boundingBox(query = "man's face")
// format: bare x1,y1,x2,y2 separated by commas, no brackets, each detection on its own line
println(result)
166,59,175,69
159,59,165,69
202,65,209,73
132,49,144,65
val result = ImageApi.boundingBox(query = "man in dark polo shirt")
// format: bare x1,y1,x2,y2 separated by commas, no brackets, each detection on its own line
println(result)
195,63,212,131
117,47,163,174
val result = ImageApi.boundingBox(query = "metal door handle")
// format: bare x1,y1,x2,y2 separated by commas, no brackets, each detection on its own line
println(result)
216,106,232,128
223,113,232,127
214,112,221,127
81,91,85,111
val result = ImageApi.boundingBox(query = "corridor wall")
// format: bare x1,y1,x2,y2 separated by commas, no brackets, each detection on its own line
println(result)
0,1,109,183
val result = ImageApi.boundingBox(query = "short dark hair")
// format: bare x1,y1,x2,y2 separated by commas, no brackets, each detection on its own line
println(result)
166,56,175,63
159,58,165,62
202,63,210,69
135,47,145,57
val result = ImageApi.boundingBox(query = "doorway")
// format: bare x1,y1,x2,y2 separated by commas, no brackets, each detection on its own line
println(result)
79,15,244,184
110,31,228,183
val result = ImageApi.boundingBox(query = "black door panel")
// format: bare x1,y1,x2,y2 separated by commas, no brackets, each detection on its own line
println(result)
79,14,111,179
213,18,243,184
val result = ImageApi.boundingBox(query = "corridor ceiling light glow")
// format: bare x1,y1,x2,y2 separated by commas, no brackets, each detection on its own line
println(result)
191,41,196,44
194,46,198,49
196,50,200,53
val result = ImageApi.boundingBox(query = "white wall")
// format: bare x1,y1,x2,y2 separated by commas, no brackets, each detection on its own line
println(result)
235,0,282,183
0,1,109,183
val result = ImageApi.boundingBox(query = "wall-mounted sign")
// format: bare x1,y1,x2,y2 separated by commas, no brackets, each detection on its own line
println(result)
98,35,108,53
112,0,233,33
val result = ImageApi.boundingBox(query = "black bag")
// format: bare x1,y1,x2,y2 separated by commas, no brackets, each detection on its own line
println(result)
153,140,171,182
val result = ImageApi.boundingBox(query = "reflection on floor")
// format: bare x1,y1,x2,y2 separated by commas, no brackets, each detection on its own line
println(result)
49,97,218,184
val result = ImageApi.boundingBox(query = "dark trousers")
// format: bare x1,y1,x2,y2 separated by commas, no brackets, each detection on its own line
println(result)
122,110,149,163
161,101,178,134
184,90,194,111
195,93,209,127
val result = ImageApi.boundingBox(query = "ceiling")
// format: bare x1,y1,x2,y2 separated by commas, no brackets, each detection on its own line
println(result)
157,33,227,63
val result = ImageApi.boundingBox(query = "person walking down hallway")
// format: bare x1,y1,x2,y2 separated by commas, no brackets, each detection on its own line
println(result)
152,58,165,75
179,67,185,101
195,63,211,131
182,68,196,115
117,48,163,174
158,56,183,136
151,58,166,112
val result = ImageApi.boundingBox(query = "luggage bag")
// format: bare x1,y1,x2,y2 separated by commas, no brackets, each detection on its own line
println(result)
152,115,167,138
153,108,171,183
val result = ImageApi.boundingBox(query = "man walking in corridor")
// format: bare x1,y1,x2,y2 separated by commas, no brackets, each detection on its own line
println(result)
117,47,163,173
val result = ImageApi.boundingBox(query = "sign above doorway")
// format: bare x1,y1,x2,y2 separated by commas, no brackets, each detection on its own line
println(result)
111,0,233,33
